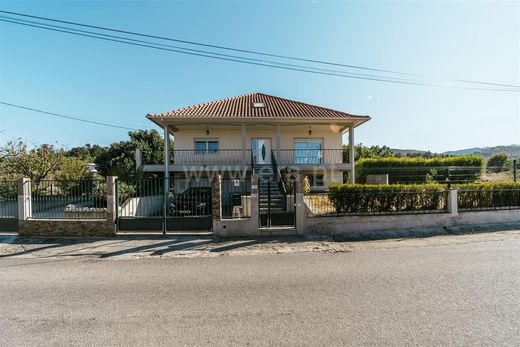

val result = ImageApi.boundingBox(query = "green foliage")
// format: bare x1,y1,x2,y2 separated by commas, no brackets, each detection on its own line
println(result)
94,129,172,183
303,175,311,194
327,183,447,214
342,143,394,162
456,182,520,210
0,144,66,183
356,155,485,184
486,153,510,172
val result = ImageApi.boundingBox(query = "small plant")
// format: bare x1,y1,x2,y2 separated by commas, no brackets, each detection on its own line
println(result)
303,175,311,194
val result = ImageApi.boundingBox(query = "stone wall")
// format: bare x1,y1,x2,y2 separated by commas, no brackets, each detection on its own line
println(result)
18,219,114,237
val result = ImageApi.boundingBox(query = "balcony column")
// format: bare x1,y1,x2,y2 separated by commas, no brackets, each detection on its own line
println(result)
349,125,355,184
276,124,281,160
241,124,247,166
163,124,170,180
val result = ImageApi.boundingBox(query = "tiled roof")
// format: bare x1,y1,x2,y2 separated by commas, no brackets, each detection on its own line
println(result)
147,93,370,120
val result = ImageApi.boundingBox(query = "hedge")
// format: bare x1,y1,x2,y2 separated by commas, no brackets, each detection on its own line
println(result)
327,184,447,214
456,182,520,210
356,155,485,184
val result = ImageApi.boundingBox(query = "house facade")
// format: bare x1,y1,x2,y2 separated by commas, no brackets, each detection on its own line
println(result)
142,92,370,194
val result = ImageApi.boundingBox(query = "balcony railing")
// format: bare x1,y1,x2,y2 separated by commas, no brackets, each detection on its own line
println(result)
173,149,246,166
276,149,348,166
155,149,349,166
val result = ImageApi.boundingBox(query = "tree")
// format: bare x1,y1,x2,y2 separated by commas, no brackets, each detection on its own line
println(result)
1,144,65,183
94,129,173,182
343,143,395,162
487,153,510,172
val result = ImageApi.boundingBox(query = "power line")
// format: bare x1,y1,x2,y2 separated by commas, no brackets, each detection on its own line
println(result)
0,101,138,130
0,16,442,87
2,16,434,85
0,17,517,92
0,9,518,90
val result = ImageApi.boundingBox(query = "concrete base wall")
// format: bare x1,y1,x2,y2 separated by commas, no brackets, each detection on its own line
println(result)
213,218,259,237
303,210,520,238
19,219,115,237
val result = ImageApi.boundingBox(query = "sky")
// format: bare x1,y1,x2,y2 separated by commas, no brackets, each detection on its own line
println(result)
0,0,519,153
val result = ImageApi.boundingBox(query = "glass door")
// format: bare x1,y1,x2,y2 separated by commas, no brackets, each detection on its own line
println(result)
294,140,323,164
252,139,271,164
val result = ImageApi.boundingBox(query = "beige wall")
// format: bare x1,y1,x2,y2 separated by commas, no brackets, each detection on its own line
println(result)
173,125,343,151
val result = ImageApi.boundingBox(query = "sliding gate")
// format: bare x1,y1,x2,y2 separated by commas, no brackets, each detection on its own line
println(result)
117,178,212,233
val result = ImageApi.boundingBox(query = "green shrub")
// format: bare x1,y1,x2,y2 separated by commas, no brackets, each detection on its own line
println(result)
356,155,485,184
456,182,520,210
327,183,447,214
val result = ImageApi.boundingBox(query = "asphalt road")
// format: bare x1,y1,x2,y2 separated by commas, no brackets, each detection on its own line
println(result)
1,236,519,346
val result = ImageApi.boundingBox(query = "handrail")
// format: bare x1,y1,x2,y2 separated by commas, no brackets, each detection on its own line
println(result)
250,149,255,174
271,150,287,210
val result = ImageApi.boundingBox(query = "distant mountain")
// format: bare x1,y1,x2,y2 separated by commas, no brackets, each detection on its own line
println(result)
443,145,520,158
391,145,520,159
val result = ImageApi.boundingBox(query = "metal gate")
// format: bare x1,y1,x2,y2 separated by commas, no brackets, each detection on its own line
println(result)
117,178,212,233
0,181,18,232
259,179,296,228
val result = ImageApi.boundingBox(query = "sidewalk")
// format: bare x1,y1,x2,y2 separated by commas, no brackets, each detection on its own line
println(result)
1,229,519,260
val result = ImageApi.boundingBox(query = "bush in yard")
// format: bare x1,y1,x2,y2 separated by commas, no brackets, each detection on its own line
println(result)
456,182,520,210
356,155,485,184
327,183,447,214
486,153,510,173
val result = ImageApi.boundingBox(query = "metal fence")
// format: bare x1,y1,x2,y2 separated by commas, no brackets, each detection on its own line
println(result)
221,177,251,219
305,189,449,217
356,165,519,185
458,188,520,212
0,180,18,218
31,180,106,219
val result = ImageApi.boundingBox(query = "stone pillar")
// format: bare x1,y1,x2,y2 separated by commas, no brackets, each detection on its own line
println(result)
447,188,458,215
294,173,305,234
212,174,222,221
348,125,355,184
17,177,32,221
250,174,259,223
106,176,117,232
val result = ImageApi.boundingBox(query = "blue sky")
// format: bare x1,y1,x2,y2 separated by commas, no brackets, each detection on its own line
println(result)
0,0,518,152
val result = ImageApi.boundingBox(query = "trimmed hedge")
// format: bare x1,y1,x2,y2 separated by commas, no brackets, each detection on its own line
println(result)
356,155,485,184
456,182,520,210
328,184,447,214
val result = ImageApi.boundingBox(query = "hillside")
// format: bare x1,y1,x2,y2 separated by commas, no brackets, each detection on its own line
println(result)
392,145,520,158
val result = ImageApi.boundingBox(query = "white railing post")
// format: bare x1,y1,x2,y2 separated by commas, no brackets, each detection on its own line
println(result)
17,177,32,221
447,188,458,215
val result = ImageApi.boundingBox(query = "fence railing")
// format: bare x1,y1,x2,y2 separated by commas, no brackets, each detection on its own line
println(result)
305,189,449,217
458,188,520,211
276,149,347,166
31,180,107,219
0,181,18,218
118,178,213,218
173,149,246,166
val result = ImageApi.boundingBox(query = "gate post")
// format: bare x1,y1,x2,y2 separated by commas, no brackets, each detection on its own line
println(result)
294,173,305,234
106,176,118,233
250,174,259,225
447,188,458,216
17,177,32,222
212,174,222,223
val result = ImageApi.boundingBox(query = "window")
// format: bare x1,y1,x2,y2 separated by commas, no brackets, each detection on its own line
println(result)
195,140,219,154
252,102,265,108
294,140,323,164
308,174,324,188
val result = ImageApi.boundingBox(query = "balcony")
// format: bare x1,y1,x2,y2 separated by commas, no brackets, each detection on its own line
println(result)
140,148,350,172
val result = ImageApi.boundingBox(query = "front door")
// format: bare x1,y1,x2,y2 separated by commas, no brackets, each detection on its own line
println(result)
252,138,271,165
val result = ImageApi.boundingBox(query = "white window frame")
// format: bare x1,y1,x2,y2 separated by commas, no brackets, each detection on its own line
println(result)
194,139,219,154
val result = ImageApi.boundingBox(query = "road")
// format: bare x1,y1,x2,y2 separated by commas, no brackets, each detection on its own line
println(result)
1,235,519,346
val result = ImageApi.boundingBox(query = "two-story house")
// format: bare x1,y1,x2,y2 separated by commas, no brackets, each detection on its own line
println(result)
143,93,370,194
